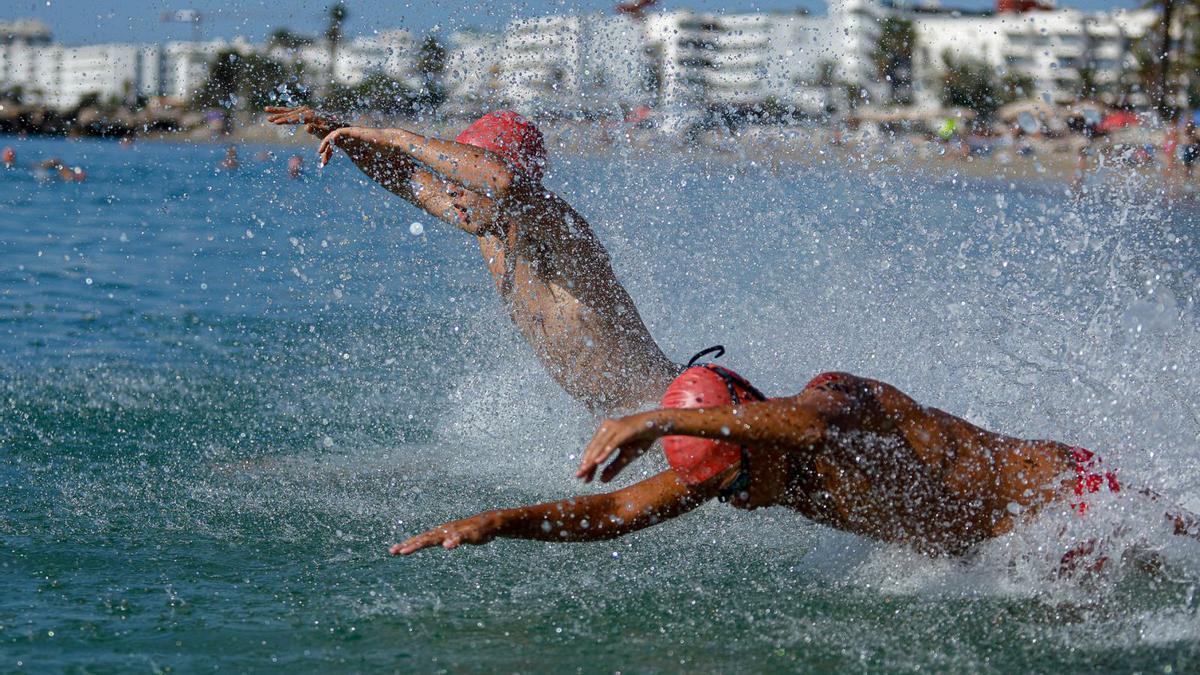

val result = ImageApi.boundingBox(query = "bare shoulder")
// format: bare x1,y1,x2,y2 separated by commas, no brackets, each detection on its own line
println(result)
505,187,590,230
799,371,914,406
796,371,928,427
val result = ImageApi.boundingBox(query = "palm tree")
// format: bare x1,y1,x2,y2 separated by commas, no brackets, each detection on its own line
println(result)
872,17,916,106
325,2,348,92
416,35,447,113
1141,0,1200,118
1155,0,1176,118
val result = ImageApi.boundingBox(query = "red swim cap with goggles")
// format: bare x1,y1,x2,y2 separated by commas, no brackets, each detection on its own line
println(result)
660,346,767,485
455,110,546,181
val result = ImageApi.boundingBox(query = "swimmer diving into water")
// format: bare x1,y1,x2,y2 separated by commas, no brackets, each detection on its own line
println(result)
262,107,1194,564
396,353,1200,563
265,106,677,413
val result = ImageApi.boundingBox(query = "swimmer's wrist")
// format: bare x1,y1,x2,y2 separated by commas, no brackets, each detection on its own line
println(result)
641,410,673,434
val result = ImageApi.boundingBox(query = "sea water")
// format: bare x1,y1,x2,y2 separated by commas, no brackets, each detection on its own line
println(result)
1,136,1198,671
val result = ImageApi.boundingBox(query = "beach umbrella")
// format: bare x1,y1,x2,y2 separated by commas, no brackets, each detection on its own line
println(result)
1097,110,1139,134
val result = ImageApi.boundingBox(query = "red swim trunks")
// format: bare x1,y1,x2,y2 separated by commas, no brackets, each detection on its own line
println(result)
1067,446,1120,515
1059,447,1122,574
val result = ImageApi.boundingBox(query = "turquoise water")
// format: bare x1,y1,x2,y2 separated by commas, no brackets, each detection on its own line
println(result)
2,136,1199,672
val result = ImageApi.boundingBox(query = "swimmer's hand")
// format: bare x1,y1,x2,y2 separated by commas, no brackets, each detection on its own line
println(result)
576,412,665,484
264,106,345,139
317,127,362,167
390,512,500,556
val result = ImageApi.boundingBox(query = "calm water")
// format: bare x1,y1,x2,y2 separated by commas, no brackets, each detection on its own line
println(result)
2,136,1198,672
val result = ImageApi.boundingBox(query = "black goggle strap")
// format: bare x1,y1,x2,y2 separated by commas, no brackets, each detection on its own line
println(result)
684,345,763,503
683,345,768,403
685,345,725,368
717,447,752,503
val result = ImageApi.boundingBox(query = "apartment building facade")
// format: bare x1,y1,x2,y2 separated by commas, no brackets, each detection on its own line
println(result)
910,7,1157,106
0,2,1173,115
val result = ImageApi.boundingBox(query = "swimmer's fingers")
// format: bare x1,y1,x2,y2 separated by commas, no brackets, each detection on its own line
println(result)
264,106,313,125
598,438,655,483
390,530,442,555
390,515,497,556
391,526,465,555
577,414,660,483
576,419,627,482
267,107,339,138
318,128,349,167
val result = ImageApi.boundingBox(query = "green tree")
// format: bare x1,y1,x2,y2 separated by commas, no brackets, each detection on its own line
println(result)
360,74,416,114
1000,70,1035,102
324,74,415,115
325,2,349,91
415,34,447,113
268,28,314,51
195,49,242,109
1075,63,1099,101
194,49,299,111
872,17,916,106
76,92,103,110
1138,0,1200,118
1147,0,1178,118
843,83,868,111
0,85,24,104
815,59,838,114
940,52,1001,119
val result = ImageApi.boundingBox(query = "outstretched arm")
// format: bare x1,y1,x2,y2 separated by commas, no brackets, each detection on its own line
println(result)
319,126,519,197
392,469,712,555
577,395,831,483
265,107,499,236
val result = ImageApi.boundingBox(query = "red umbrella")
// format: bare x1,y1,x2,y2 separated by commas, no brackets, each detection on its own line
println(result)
1097,110,1139,134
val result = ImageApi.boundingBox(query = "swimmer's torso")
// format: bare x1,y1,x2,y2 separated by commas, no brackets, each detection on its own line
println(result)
763,373,1075,555
475,190,676,412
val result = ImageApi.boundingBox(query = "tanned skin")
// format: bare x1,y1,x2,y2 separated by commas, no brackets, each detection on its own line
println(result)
395,373,1200,557
265,107,677,414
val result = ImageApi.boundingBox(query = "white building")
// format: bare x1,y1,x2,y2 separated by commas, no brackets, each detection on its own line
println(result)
910,7,1157,106
160,41,225,102
0,3,1173,118
0,19,52,98
444,29,503,111
52,43,162,107
495,3,887,118
997,9,1156,103
827,0,886,100
494,14,650,115
0,19,51,47
498,15,584,113
577,15,650,112
1,40,170,107
280,31,419,90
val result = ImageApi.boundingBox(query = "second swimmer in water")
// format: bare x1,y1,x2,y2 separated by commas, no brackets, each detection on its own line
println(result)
265,106,678,414
395,348,1200,563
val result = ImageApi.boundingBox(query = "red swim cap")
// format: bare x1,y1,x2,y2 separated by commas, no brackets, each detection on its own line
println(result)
455,110,546,181
660,365,763,485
